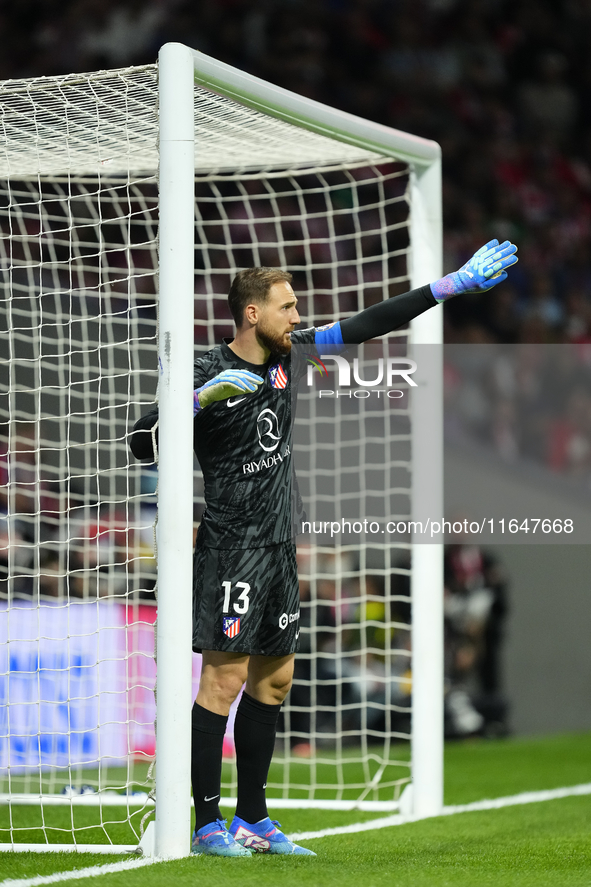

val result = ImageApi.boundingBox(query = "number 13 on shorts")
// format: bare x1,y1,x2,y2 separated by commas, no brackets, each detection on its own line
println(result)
222,581,251,615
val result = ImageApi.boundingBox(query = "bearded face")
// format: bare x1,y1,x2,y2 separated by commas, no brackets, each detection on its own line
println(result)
256,314,293,356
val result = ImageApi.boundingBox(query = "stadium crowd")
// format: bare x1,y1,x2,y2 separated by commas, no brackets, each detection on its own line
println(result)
5,0,591,345
445,343,591,479
0,424,156,601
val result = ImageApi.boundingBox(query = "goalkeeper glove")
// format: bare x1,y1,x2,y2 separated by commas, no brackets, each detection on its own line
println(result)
430,239,518,302
194,369,263,414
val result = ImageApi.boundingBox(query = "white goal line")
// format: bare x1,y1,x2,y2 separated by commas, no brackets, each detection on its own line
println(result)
288,781,591,840
0,858,161,887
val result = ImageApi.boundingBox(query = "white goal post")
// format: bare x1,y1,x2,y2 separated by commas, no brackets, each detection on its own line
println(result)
157,43,442,859
0,42,442,859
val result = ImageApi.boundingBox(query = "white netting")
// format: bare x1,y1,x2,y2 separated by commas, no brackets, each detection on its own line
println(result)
287,338,414,797
0,174,159,846
0,66,383,178
190,164,413,803
0,62,414,849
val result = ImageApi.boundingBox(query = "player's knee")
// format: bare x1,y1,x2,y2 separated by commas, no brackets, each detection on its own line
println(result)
219,669,248,705
200,664,248,710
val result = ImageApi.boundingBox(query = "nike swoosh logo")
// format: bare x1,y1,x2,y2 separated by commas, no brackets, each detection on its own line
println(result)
204,794,220,802
295,631,300,641
262,783,267,789
227,397,246,407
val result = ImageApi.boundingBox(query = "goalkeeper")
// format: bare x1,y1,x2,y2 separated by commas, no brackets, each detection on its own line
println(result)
130,239,517,858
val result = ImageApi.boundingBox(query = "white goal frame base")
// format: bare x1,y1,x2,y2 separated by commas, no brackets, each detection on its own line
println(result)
2,793,400,811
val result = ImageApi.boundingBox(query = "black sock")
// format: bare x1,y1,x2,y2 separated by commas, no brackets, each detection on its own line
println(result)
191,703,228,831
234,692,282,824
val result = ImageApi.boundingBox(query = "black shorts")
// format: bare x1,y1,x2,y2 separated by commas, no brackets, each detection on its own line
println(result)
192,540,300,656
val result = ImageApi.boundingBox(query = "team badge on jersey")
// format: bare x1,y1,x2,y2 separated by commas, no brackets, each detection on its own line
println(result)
223,616,241,638
269,363,288,389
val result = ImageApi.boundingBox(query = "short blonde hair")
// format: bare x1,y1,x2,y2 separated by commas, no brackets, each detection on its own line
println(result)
228,267,292,326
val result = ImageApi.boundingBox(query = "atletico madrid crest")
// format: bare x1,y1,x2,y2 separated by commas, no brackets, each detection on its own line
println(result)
269,363,287,389
223,616,241,638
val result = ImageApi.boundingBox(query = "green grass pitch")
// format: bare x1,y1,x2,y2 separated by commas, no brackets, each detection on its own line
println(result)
1,733,590,886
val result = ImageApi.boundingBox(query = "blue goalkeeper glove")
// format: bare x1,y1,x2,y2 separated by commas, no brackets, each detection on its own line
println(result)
194,369,263,414
430,239,518,302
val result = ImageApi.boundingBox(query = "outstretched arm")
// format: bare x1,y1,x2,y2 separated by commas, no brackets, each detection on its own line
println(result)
338,239,518,345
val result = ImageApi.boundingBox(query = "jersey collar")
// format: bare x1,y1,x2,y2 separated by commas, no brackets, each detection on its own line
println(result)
221,338,269,371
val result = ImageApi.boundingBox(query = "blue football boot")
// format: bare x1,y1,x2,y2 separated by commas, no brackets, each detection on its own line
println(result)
191,819,253,857
229,815,316,856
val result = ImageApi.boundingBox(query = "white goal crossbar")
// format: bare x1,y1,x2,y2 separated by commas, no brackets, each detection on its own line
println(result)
156,43,442,859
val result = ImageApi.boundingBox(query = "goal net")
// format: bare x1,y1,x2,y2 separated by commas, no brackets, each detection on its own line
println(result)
0,48,441,853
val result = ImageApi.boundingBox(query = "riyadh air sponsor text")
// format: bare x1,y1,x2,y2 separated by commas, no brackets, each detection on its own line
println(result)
243,444,291,475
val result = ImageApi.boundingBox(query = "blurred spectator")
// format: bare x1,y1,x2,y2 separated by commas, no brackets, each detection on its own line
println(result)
0,511,31,598
521,272,563,330
444,543,509,738
38,549,63,599
445,343,591,484
518,53,578,142
79,0,167,68
547,386,591,475
563,287,591,342
0,424,43,538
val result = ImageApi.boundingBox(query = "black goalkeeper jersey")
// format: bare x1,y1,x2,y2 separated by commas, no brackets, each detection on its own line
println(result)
190,329,317,549
130,326,330,550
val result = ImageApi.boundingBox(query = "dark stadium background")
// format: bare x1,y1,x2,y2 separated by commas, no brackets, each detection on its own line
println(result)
6,0,591,348
2,0,590,736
